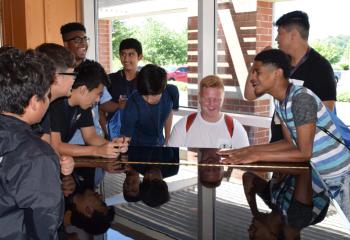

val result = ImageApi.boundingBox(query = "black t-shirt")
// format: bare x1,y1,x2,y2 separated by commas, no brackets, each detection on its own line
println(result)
108,70,137,103
127,146,179,178
270,48,337,142
32,111,51,137
49,98,94,143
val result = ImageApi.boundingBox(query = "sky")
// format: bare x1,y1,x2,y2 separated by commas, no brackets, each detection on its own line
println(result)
111,0,350,40
274,0,350,41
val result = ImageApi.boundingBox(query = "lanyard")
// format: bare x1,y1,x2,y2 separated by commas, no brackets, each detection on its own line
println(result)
283,84,293,118
290,47,311,76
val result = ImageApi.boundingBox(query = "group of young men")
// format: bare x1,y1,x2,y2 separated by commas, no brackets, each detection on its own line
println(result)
0,23,130,239
219,11,350,239
1,9,350,240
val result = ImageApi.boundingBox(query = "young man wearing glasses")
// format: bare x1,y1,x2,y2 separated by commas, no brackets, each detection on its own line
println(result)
60,22,118,143
61,22,90,66
34,43,77,176
49,60,128,159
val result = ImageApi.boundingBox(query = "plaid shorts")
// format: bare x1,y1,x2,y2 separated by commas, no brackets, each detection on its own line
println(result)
258,174,329,229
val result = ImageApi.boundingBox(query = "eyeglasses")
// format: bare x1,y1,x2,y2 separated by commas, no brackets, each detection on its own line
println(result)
64,36,90,44
58,72,78,80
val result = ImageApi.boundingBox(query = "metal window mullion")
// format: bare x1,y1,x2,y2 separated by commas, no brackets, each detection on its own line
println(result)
198,2,217,240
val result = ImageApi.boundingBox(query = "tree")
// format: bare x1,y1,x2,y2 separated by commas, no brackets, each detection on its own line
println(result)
140,18,187,65
111,18,187,66
111,20,137,60
311,35,350,65
311,40,342,64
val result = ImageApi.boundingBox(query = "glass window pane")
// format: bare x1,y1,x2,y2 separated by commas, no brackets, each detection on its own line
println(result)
98,0,198,108
216,0,272,145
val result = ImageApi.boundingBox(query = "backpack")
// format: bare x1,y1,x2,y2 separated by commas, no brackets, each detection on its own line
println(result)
185,112,234,137
325,107,350,150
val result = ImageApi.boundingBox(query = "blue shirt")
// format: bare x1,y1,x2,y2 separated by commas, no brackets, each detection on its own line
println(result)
121,84,179,146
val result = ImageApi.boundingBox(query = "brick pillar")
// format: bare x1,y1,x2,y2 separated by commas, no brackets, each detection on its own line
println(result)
256,1,273,53
187,0,273,145
187,16,199,109
97,19,112,73
250,0,273,145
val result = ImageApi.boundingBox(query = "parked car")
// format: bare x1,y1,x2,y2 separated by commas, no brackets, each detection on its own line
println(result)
166,65,188,82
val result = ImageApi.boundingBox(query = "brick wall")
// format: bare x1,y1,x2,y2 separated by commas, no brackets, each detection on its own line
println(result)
187,0,273,145
256,1,273,53
97,19,111,73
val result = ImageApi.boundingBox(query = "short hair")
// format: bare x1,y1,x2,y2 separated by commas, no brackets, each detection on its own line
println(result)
71,203,115,235
60,22,86,37
35,43,75,71
199,176,223,188
254,49,291,79
140,179,170,208
73,60,110,90
123,183,141,202
275,11,310,40
119,38,143,56
0,45,16,55
199,166,224,188
0,48,53,114
199,75,224,96
137,64,167,95
35,51,56,87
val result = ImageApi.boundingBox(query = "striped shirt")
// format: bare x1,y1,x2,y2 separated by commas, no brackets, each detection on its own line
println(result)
275,84,350,197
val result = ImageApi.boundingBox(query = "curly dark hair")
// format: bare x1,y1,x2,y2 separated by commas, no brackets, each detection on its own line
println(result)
0,48,53,114
73,60,110,90
35,43,75,71
60,22,86,36
254,49,291,79
0,45,16,55
70,202,115,235
123,183,141,202
140,178,170,208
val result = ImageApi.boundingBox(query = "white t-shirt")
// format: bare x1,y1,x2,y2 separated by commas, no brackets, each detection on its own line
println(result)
168,113,250,149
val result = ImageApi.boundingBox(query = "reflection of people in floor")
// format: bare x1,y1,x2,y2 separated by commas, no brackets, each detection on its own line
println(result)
125,146,180,207
243,171,329,240
198,149,224,188
123,167,141,202
140,166,170,208
62,174,115,236
247,210,283,240
218,49,348,239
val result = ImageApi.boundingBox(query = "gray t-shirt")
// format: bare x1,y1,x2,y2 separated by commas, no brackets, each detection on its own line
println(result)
292,92,318,127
